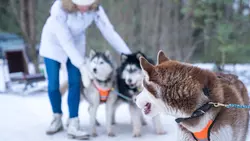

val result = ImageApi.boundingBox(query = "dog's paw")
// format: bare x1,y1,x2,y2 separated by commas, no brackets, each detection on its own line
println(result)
108,132,115,137
133,130,141,138
156,130,166,135
133,132,141,137
112,121,116,125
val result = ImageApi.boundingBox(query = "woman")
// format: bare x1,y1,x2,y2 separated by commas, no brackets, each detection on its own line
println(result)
39,0,131,139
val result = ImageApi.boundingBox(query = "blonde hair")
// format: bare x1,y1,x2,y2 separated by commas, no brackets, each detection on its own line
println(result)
62,0,100,13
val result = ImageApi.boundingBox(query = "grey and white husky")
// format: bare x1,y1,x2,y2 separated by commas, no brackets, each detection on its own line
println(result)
60,49,118,137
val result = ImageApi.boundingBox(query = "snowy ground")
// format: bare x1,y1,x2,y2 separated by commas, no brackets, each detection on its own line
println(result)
0,63,250,141
0,93,178,141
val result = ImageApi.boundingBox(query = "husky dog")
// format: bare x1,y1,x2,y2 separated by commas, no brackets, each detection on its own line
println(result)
135,50,249,141
116,52,166,137
61,49,118,137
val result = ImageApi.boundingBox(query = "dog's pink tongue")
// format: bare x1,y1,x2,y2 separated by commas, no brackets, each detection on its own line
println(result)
144,103,151,115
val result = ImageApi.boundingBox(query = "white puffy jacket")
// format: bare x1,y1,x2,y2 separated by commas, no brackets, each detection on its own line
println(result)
39,0,131,68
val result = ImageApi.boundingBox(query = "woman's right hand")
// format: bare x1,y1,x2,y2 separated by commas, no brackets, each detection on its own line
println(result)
79,62,93,88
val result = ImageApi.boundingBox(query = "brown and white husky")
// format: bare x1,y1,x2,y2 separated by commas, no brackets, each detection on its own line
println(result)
135,50,249,141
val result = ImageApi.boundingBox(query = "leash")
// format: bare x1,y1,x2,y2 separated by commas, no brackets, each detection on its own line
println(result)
209,102,250,109
111,88,133,102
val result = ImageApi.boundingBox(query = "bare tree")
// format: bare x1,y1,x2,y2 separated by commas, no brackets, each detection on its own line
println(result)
10,0,39,73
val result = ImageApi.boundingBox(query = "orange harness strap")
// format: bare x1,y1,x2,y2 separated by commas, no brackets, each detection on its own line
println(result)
94,83,111,102
192,120,213,141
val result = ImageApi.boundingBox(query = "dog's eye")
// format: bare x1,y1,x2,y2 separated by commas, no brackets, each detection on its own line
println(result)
100,61,104,64
131,69,138,73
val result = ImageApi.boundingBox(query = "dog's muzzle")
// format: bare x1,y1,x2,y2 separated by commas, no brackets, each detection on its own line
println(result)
135,90,163,118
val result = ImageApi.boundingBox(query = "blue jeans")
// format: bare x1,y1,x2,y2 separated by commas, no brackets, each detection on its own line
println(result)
44,58,81,118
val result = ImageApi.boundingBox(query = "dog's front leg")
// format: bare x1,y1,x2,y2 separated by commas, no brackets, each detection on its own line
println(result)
111,99,122,125
129,105,142,137
89,103,99,137
152,114,166,135
140,114,147,126
88,106,100,126
177,125,196,141
105,94,117,137
111,104,117,125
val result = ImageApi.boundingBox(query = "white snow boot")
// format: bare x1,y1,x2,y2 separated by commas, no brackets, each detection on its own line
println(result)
46,113,63,135
67,117,90,140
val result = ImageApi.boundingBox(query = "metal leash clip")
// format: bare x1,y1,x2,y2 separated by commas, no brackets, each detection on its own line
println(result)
209,102,228,108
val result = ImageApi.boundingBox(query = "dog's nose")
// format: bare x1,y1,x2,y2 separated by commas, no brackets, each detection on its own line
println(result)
132,96,137,103
93,68,97,73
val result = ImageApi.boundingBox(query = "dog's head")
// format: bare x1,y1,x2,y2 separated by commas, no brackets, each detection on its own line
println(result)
88,49,113,81
135,50,222,119
120,51,145,89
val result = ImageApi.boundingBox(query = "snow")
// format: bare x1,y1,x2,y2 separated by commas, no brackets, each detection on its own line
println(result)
0,94,178,141
0,63,249,141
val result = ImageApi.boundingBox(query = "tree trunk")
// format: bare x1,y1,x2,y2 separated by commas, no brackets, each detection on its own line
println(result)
19,0,39,73
154,0,163,53
28,0,39,73
221,49,225,69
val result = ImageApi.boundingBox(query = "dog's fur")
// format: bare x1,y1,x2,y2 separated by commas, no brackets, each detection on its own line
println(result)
136,50,249,141
116,52,165,137
216,72,249,105
60,50,118,137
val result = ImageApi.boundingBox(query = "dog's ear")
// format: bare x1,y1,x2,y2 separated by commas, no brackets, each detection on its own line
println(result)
89,49,96,59
121,53,128,63
136,52,144,60
157,50,170,65
104,50,111,60
140,56,154,79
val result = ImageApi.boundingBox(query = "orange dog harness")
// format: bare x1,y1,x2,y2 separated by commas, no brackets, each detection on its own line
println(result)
94,83,111,102
192,120,213,141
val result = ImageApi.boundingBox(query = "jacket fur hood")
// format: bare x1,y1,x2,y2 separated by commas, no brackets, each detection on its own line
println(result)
61,0,100,13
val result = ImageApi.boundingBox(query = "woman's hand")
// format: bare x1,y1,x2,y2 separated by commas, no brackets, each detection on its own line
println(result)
79,62,93,88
